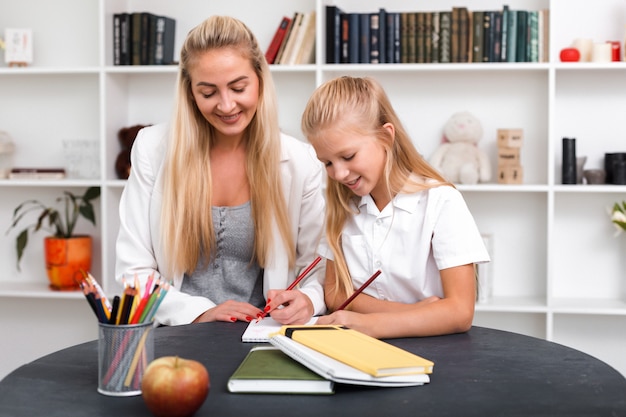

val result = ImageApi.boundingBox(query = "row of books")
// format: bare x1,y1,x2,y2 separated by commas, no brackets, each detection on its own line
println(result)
113,12,176,66
265,11,316,65
326,6,549,64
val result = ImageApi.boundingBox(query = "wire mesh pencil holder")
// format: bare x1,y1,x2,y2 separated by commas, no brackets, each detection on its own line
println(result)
97,321,154,396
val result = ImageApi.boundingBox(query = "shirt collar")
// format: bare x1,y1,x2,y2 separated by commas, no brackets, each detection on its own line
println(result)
357,191,422,216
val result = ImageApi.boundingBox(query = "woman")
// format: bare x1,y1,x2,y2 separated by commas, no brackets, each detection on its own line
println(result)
115,16,325,326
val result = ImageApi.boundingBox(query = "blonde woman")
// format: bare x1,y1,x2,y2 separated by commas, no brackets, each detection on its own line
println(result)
302,76,489,338
116,16,325,326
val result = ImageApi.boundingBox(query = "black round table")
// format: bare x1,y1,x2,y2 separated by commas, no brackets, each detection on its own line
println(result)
0,323,624,416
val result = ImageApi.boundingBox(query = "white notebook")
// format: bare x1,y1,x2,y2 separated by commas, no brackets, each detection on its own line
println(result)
269,334,430,387
241,316,318,342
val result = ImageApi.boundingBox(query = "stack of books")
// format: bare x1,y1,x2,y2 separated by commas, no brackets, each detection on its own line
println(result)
113,12,176,66
228,324,434,394
264,11,316,65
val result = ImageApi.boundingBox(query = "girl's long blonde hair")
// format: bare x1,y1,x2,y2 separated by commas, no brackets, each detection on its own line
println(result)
301,76,452,301
160,15,294,277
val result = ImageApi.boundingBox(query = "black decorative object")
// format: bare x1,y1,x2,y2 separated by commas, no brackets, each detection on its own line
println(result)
562,138,576,184
604,152,626,184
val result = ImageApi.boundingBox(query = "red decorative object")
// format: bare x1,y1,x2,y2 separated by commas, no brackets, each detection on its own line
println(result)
607,41,621,61
560,47,580,62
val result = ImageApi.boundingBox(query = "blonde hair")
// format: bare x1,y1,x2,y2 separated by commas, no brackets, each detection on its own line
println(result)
161,15,294,277
301,76,452,302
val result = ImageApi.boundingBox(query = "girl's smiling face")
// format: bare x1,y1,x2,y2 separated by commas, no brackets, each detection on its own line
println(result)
312,123,394,209
188,47,259,142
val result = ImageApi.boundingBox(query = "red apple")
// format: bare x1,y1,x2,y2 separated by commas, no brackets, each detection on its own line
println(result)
141,356,210,417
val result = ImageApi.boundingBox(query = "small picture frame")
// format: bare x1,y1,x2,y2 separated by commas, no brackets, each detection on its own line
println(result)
4,28,33,67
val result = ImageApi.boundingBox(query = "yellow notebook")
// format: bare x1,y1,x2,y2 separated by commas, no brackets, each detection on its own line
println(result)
277,325,434,377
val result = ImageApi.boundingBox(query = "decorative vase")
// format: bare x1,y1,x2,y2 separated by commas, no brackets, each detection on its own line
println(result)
44,236,92,290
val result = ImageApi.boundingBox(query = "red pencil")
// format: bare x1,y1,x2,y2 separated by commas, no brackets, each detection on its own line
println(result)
257,255,322,321
336,270,382,311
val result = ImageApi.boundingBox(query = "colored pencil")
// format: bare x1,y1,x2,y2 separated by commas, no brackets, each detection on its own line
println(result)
336,270,382,311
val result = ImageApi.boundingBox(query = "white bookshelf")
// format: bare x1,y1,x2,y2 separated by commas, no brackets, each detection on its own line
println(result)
0,0,625,379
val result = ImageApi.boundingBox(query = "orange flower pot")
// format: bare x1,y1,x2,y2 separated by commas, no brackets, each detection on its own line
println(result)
44,236,92,290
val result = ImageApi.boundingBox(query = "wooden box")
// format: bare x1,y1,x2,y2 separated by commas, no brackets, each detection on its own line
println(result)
497,165,524,184
497,128,524,148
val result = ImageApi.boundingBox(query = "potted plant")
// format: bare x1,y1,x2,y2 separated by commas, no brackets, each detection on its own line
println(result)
6,186,101,290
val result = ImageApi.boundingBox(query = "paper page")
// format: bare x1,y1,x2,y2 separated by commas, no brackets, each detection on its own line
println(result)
241,316,318,342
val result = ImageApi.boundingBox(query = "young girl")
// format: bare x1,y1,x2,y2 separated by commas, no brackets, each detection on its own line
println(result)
301,76,490,338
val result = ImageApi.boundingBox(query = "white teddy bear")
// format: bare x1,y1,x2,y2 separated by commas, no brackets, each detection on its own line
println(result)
429,111,491,185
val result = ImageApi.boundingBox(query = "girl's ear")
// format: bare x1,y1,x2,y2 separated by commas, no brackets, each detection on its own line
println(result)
382,122,395,146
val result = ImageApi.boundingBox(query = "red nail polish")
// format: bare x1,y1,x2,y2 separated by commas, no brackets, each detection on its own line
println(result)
266,298,271,304
230,317,237,322
245,316,252,322
256,312,263,318
263,305,271,312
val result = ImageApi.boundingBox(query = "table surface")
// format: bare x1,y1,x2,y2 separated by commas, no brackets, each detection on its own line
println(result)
1,323,625,417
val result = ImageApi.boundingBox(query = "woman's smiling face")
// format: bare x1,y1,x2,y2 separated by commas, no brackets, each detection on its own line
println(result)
189,47,260,142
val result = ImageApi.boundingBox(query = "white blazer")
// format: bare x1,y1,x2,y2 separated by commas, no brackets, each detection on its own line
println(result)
115,124,326,325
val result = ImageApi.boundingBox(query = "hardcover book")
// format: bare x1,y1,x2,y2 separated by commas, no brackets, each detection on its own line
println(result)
325,5,343,63
227,346,334,394
276,325,434,377
265,16,291,64
153,14,176,65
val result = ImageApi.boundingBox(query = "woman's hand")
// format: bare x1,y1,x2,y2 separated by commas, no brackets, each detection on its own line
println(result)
264,289,314,325
192,300,262,323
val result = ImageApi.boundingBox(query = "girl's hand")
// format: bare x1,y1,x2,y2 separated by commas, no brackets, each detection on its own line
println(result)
193,300,262,323
265,289,314,325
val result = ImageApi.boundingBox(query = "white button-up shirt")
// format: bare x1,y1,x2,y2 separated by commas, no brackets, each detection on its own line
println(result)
318,185,490,302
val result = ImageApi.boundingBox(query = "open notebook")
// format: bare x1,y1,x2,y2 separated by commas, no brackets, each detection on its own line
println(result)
241,316,318,342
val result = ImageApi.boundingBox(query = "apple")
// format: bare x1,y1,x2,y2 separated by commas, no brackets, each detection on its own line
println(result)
141,356,210,417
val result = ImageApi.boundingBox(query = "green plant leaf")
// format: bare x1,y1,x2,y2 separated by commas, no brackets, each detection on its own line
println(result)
84,186,101,201
79,204,97,226
16,229,28,269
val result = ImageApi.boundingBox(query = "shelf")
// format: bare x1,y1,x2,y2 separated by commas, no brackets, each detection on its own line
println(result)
475,296,548,313
0,282,84,299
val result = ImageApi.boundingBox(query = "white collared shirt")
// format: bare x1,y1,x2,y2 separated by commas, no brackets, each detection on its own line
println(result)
318,185,490,302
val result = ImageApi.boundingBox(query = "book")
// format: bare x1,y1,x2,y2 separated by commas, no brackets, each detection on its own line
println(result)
516,10,528,62
153,14,176,65
506,7,518,62
377,8,387,63
500,5,510,62
325,5,343,64
387,12,400,64
369,12,380,64
276,325,434,377
439,11,452,63
431,11,440,63
294,11,316,64
283,11,313,65
471,11,484,62
130,12,152,65
265,16,291,65
270,334,430,387
276,12,303,65
9,168,66,180
242,316,318,343
113,13,122,65
113,13,131,65
227,346,334,394
358,13,370,64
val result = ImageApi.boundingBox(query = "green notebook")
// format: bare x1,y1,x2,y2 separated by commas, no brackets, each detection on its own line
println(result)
227,346,334,394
